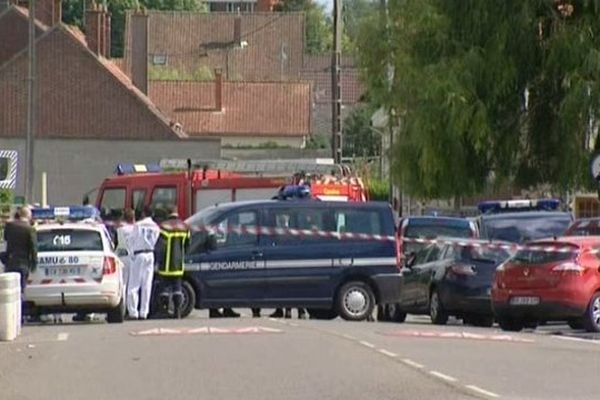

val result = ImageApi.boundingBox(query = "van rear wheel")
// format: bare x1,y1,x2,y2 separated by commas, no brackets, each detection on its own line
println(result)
336,281,375,321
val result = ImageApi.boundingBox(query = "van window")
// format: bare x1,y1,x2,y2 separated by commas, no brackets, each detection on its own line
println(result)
150,186,177,222
214,210,258,248
266,208,331,245
132,189,146,219
335,209,382,236
99,188,126,220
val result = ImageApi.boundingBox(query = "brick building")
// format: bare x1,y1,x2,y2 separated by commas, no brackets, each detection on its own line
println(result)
0,1,220,204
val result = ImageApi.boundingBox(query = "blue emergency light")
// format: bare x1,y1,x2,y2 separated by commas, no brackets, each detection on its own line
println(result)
478,199,560,214
278,185,311,200
115,163,162,175
31,206,101,221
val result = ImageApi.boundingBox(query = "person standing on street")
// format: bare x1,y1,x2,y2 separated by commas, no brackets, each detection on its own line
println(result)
155,206,189,319
3,206,37,318
127,206,160,320
116,209,136,310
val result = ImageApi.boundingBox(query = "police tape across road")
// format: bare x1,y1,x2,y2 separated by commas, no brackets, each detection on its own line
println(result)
101,220,580,254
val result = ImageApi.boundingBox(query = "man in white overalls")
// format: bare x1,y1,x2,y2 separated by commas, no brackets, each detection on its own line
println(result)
127,207,160,320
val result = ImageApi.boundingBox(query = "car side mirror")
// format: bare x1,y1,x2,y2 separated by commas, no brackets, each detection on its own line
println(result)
116,248,128,257
82,194,90,206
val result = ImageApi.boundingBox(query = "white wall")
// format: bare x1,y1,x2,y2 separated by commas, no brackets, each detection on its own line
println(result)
1,138,220,205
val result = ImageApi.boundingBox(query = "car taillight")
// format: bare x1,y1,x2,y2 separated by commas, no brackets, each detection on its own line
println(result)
551,262,584,276
103,256,117,275
449,264,477,276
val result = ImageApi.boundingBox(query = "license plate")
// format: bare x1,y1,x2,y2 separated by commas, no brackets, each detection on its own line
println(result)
510,296,540,306
45,266,82,277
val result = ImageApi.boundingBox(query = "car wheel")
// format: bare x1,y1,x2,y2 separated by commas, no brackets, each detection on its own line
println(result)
498,317,524,332
107,297,125,324
336,281,375,321
583,292,600,333
429,290,448,325
568,318,584,330
178,280,196,319
388,303,407,323
307,308,338,320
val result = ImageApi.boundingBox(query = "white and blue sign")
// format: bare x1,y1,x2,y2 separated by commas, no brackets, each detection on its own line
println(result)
0,150,18,189
591,154,600,182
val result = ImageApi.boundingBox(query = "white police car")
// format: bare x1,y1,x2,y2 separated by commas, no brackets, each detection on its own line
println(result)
25,206,125,323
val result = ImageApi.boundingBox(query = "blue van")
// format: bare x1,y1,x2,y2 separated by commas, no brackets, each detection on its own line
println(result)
180,200,401,321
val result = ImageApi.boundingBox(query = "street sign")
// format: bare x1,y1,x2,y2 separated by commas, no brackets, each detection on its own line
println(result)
0,150,18,189
591,154,600,182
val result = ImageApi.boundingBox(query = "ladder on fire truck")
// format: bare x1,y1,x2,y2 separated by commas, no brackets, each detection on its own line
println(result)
159,158,352,177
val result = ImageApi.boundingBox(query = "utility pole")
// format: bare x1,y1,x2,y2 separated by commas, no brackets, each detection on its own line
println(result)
25,0,36,204
331,0,343,164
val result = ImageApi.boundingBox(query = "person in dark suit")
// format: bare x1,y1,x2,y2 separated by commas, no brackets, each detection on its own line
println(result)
3,206,37,313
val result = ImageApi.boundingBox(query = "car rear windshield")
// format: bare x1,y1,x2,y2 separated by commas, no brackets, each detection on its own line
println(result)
511,244,578,265
404,225,472,239
461,246,511,264
37,229,104,252
481,215,571,243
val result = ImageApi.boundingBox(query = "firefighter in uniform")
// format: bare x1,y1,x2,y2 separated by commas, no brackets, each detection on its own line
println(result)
155,207,189,319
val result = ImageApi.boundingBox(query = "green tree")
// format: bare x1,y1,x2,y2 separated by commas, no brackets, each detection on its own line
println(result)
343,0,377,54
342,104,379,157
357,0,600,199
62,0,204,58
275,0,332,54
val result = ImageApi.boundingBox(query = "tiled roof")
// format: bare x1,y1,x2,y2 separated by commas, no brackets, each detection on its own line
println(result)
0,22,184,140
123,11,305,81
301,55,365,105
149,80,311,137
302,68,364,105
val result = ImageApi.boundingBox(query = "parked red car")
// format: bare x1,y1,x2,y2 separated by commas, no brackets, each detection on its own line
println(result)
492,237,600,332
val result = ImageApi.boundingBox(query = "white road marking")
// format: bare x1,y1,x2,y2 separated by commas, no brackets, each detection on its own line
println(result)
289,322,299,327
359,340,375,348
342,334,356,340
57,333,69,342
465,385,500,398
268,318,278,322
554,336,600,345
401,358,424,369
429,370,458,382
377,349,397,357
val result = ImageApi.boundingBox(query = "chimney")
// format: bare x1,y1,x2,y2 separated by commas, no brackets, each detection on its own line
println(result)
85,3,102,56
104,9,112,58
30,0,62,27
233,16,241,47
131,9,149,94
256,0,277,12
214,68,223,111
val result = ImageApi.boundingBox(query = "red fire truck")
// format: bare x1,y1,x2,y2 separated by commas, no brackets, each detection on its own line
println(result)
93,159,365,222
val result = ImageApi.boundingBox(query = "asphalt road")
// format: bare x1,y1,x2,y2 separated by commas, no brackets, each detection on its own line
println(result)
1,312,599,400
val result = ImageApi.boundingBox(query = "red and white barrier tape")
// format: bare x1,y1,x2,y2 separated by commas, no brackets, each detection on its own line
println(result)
401,237,577,253
100,220,581,253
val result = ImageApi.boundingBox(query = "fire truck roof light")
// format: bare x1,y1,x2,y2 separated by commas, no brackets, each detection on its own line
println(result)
32,206,101,221
115,163,162,175
478,199,560,214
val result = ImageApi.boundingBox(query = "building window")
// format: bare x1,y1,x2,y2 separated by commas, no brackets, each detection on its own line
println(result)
152,54,168,65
